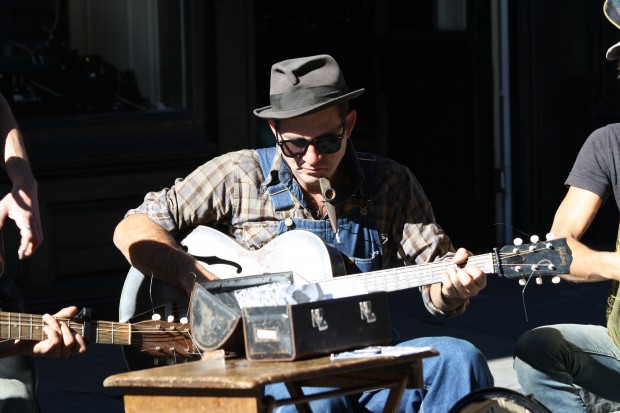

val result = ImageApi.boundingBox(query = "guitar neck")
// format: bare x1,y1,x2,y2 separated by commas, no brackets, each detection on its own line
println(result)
318,253,495,293
0,312,131,345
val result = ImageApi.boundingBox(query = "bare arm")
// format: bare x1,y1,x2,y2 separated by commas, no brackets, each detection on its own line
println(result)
551,186,620,282
113,213,218,296
0,93,43,258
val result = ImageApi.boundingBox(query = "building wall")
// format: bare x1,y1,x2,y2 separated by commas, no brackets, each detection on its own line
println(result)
2,0,618,318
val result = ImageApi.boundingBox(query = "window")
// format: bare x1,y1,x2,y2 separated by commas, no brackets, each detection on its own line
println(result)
0,0,189,118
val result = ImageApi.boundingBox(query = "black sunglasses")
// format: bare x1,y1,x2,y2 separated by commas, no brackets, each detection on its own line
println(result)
276,118,345,158
277,135,344,158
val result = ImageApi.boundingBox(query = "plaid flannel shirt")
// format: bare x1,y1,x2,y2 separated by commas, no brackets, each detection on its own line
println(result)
126,145,467,318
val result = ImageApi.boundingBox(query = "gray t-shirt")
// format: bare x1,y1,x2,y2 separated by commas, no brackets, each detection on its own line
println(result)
566,123,620,348
566,123,620,210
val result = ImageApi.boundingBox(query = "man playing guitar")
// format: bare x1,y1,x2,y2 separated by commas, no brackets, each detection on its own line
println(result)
113,54,494,413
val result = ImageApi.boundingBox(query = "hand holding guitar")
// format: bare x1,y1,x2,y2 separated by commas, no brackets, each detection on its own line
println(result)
0,305,198,368
0,306,86,359
433,248,487,312
30,306,87,358
0,179,43,260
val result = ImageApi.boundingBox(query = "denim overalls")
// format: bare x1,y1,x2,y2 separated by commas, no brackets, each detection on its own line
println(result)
257,147,495,412
257,146,383,274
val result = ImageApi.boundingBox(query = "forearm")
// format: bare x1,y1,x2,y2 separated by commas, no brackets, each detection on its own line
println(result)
4,131,36,188
560,236,620,282
0,94,36,187
0,93,18,158
548,187,617,282
113,213,218,295
0,339,32,358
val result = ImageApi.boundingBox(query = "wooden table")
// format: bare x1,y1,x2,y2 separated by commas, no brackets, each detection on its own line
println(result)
103,348,438,413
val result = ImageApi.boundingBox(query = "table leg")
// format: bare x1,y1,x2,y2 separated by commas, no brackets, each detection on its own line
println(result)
284,382,314,413
262,395,276,413
383,374,408,413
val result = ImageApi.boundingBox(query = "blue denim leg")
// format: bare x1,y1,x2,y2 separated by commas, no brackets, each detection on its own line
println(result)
264,382,353,413
513,324,620,413
356,337,494,413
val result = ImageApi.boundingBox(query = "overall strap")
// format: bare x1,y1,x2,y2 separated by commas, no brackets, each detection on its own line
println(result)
256,147,295,211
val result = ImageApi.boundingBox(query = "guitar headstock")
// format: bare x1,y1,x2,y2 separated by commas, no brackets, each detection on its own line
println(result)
496,236,572,282
130,319,200,360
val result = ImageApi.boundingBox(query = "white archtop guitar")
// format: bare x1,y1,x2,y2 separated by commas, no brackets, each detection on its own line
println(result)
118,226,572,356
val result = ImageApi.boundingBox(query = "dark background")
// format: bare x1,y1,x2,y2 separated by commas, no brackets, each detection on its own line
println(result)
0,0,618,322
1,2,618,412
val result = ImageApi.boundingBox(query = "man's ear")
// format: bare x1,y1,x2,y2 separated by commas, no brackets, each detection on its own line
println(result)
345,110,357,138
268,119,277,135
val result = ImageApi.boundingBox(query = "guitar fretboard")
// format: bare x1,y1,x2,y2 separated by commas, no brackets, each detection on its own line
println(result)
318,253,495,294
0,312,131,345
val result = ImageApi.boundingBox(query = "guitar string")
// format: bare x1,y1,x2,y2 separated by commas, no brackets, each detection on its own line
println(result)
147,271,156,317
144,271,195,323
520,276,531,322
10,243,548,356
322,248,551,292
0,315,198,359
142,268,200,360
357,251,549,322
1,269,198,357
320,254,492,291
515,259,556,323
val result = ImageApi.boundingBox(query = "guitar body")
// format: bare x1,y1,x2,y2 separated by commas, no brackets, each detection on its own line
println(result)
183,226,346,281
118,226,347,366
118,225,572,367
119,227,347,323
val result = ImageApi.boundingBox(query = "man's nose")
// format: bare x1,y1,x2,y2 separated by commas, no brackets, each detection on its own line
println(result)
303,142,321,162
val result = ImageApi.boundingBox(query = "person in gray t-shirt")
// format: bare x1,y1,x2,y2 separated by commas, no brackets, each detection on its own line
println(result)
513,2,620,411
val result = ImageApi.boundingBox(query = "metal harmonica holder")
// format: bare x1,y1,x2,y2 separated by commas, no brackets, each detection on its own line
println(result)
319,177,340,243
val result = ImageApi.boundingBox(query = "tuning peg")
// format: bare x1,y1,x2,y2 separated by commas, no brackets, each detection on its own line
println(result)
546,232,554,240
167,315,175,323
552,276,561,284
536,276,542,285
519,278,527,286
180,316,189,324
151,313,162,321
513,238,523,246
530,235,540,243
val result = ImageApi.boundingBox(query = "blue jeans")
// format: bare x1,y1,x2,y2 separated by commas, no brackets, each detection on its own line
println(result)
264,336,494,413
513,324,620,412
